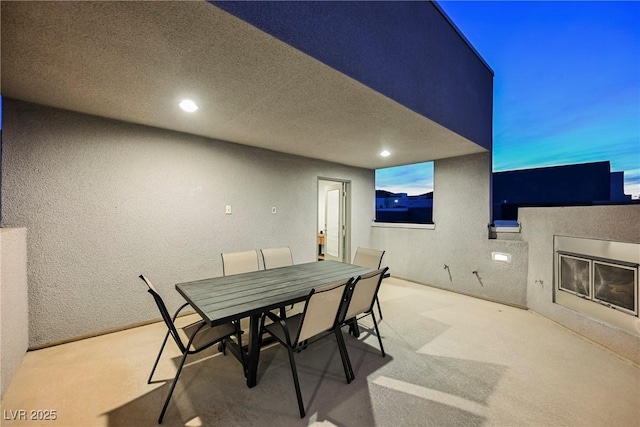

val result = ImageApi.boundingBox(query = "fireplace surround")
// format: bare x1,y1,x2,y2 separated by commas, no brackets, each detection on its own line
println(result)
554,235,639,337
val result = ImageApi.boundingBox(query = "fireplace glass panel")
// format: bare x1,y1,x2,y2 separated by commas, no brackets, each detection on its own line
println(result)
559,255,590,297
593,261,637,314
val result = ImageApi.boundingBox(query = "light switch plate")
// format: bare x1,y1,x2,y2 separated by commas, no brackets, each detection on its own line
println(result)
225,205,232,215
272,207,277,214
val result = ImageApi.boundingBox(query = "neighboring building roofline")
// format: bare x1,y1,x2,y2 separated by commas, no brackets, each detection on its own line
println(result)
432,1,495,75
494,160,612,175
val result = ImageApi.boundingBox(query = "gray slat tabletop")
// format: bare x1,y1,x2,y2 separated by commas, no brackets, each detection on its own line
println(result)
175,260,372,327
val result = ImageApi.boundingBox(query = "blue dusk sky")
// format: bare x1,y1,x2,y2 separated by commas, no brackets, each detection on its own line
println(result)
376,162,435,195
378,1,640,199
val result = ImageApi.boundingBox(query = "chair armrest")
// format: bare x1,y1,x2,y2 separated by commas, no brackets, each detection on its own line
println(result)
171,302,191,322
264,310,282,323
263,311,294,346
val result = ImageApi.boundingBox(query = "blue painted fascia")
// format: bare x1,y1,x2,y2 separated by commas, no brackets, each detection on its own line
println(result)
210,0,493,150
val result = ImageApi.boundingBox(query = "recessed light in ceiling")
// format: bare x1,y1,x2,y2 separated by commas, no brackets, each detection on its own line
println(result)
380,150,391,157
179,99,198,113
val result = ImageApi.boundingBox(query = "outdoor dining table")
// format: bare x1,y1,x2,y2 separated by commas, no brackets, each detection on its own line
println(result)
175,260,372,387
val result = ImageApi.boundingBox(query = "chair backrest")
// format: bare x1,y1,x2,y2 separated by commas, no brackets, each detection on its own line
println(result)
261,247,293,270
342,267,388,322
222,250,260,276
295,278,352,345
138,275,187,353
353,247,385,269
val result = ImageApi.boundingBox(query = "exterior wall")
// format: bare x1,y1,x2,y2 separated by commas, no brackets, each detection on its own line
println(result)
0,99,374,348
520,205,640,364
0,227,28,398
213,0,494,151
372,153,529,307
371,157,639,364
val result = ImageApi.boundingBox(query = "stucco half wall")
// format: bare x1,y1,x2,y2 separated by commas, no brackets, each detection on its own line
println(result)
0,227,28,398
521,205,640,365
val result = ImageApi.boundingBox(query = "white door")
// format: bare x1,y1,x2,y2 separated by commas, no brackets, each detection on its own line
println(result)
324,183,344,262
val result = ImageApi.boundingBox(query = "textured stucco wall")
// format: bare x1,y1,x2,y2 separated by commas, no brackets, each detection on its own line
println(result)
520,205,640,364
0,99,374,348
372,153,529,307
0,227,28,398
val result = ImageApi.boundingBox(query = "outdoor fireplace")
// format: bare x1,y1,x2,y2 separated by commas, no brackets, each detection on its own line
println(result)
554,236,639,337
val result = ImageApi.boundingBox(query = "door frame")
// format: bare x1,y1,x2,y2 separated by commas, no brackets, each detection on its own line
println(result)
317,177,351,263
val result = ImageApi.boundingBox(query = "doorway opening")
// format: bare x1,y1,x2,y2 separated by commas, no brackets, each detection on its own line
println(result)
317,178,351,263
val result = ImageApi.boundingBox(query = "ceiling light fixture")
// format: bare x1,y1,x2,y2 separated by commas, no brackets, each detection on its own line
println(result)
179,99,198,113
380,150,391,157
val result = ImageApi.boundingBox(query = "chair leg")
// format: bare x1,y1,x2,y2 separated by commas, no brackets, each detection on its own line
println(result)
148,330,171,384
375,295,383,321
286,346,306,418
334,326,354,382
158,349,190,424
370,312,385,357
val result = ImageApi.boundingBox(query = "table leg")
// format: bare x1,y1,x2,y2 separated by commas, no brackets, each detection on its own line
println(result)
246,313,261,388
347,318,360,337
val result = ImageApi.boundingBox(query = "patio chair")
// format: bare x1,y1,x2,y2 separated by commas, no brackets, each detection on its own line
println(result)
259,278,354,418
352,247,386,319
261,247,299,315
221,249,260,276
338,267,389,380
222,249,264,326
138,275,244,424
260,246,293,269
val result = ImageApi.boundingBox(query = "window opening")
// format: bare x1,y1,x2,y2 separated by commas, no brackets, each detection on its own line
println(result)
375,161,434,224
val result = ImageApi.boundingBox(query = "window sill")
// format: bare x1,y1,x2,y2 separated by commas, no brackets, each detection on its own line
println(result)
490,221,521,233
371,222,435,230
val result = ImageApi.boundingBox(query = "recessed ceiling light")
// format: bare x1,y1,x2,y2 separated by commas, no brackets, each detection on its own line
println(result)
179,99,198,113
380,150,391,157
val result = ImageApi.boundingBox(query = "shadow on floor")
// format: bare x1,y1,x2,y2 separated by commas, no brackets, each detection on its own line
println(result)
104,335,390,426
105,298,500,427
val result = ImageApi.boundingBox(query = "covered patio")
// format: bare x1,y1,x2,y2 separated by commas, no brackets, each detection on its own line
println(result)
1,2,638,426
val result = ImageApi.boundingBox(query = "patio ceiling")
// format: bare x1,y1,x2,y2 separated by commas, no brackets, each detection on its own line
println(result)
1,1,485,170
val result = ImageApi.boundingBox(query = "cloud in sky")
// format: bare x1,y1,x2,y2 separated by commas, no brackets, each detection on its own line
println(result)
375,161,434,195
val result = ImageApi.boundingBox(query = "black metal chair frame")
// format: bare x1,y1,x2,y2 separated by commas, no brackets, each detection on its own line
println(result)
353,247,387,320
258,279,354,418
139,275,245,424
339,267,389,381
